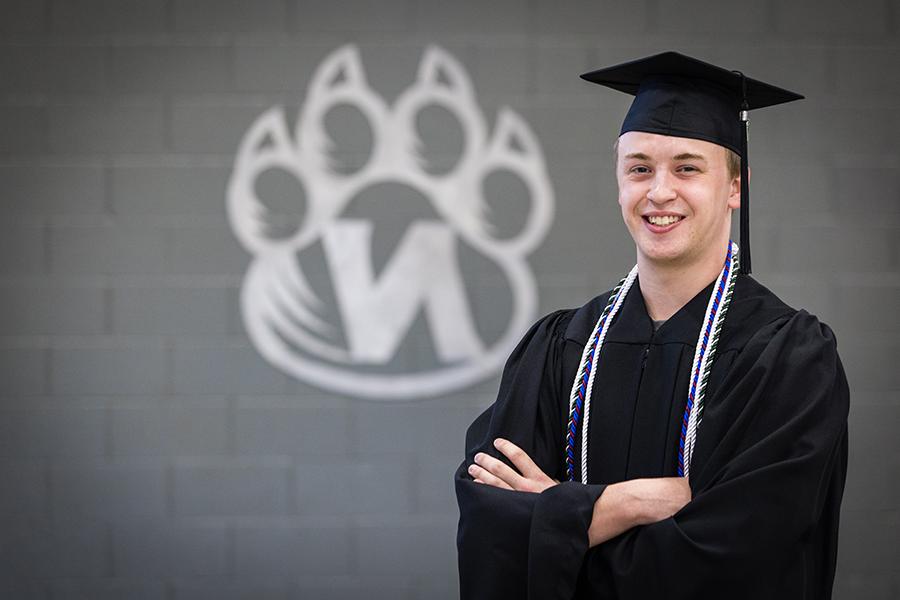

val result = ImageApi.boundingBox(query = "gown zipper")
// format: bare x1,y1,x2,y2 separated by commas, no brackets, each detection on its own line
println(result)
625,331,654,477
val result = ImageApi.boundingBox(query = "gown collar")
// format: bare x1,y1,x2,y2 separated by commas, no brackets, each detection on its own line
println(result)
602,273,719,345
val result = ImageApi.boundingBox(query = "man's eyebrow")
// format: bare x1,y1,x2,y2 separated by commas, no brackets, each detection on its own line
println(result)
623,152,708,161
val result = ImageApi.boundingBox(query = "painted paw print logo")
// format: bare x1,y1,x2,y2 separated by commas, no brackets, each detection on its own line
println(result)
227,45,554,400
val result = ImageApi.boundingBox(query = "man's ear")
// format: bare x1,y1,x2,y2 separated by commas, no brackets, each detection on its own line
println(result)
727,167,748,210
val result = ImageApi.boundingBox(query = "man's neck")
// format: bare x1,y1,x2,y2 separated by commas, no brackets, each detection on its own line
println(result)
637,246,729,322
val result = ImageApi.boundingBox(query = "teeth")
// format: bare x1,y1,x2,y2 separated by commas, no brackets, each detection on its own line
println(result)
647,215,682,226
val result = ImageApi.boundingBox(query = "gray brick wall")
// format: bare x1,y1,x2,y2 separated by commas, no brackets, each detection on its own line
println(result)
0,0,897,598
0,163,106,215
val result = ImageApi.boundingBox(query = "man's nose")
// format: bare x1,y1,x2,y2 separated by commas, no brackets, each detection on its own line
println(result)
647,170,677,203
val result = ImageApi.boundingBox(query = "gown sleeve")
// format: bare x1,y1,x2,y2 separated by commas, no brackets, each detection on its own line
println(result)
455,310,606,600
584,309,850,598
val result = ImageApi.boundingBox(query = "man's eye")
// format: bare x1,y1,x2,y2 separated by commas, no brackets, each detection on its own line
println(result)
629,166,650,174
678,165,698,172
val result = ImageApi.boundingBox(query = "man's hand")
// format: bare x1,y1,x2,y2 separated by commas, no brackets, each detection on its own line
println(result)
588,477,691,547
467,438,558,493
466,440,689,546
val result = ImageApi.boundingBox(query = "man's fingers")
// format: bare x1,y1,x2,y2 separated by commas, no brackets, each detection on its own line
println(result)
468,464,513,490
473,452,525,489
493,438,545,481
467,443,558,494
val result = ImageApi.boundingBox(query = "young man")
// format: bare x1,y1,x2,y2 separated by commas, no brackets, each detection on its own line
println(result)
455,52,849,599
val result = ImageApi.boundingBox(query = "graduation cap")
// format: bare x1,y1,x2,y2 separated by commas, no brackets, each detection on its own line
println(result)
580,51,804,274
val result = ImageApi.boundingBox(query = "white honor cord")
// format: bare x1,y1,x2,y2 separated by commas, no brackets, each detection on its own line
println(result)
579,265,638,484
682,241,739,477
568,241,740,484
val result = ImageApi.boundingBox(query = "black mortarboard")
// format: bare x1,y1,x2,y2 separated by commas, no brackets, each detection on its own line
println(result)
580,51,804,274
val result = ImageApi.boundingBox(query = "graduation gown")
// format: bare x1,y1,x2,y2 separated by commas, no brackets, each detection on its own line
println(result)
455,274,849,599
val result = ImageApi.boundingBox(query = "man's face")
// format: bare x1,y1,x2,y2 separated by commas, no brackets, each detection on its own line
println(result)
615,131,740,268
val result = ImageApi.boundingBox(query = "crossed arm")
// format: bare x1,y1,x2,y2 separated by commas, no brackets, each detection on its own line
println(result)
468,437,691,547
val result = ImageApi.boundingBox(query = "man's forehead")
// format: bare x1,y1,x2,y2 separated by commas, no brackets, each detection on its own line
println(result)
617,131,725,159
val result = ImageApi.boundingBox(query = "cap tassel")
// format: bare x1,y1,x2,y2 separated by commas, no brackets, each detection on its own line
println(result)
736,70,751,275
739,109,751,275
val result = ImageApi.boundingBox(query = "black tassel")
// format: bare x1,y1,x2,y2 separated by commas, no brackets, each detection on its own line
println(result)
739,110,751,275
735,71,751,275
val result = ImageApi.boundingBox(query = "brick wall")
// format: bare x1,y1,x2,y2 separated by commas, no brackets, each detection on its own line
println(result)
0,0,897,598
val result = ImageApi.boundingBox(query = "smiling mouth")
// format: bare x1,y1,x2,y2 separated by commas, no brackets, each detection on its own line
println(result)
643,215,684,226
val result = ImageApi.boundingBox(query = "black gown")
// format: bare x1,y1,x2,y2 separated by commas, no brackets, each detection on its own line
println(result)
455,274,849,600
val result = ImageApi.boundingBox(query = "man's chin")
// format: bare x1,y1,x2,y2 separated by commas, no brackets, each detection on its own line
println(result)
636,242,687,265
